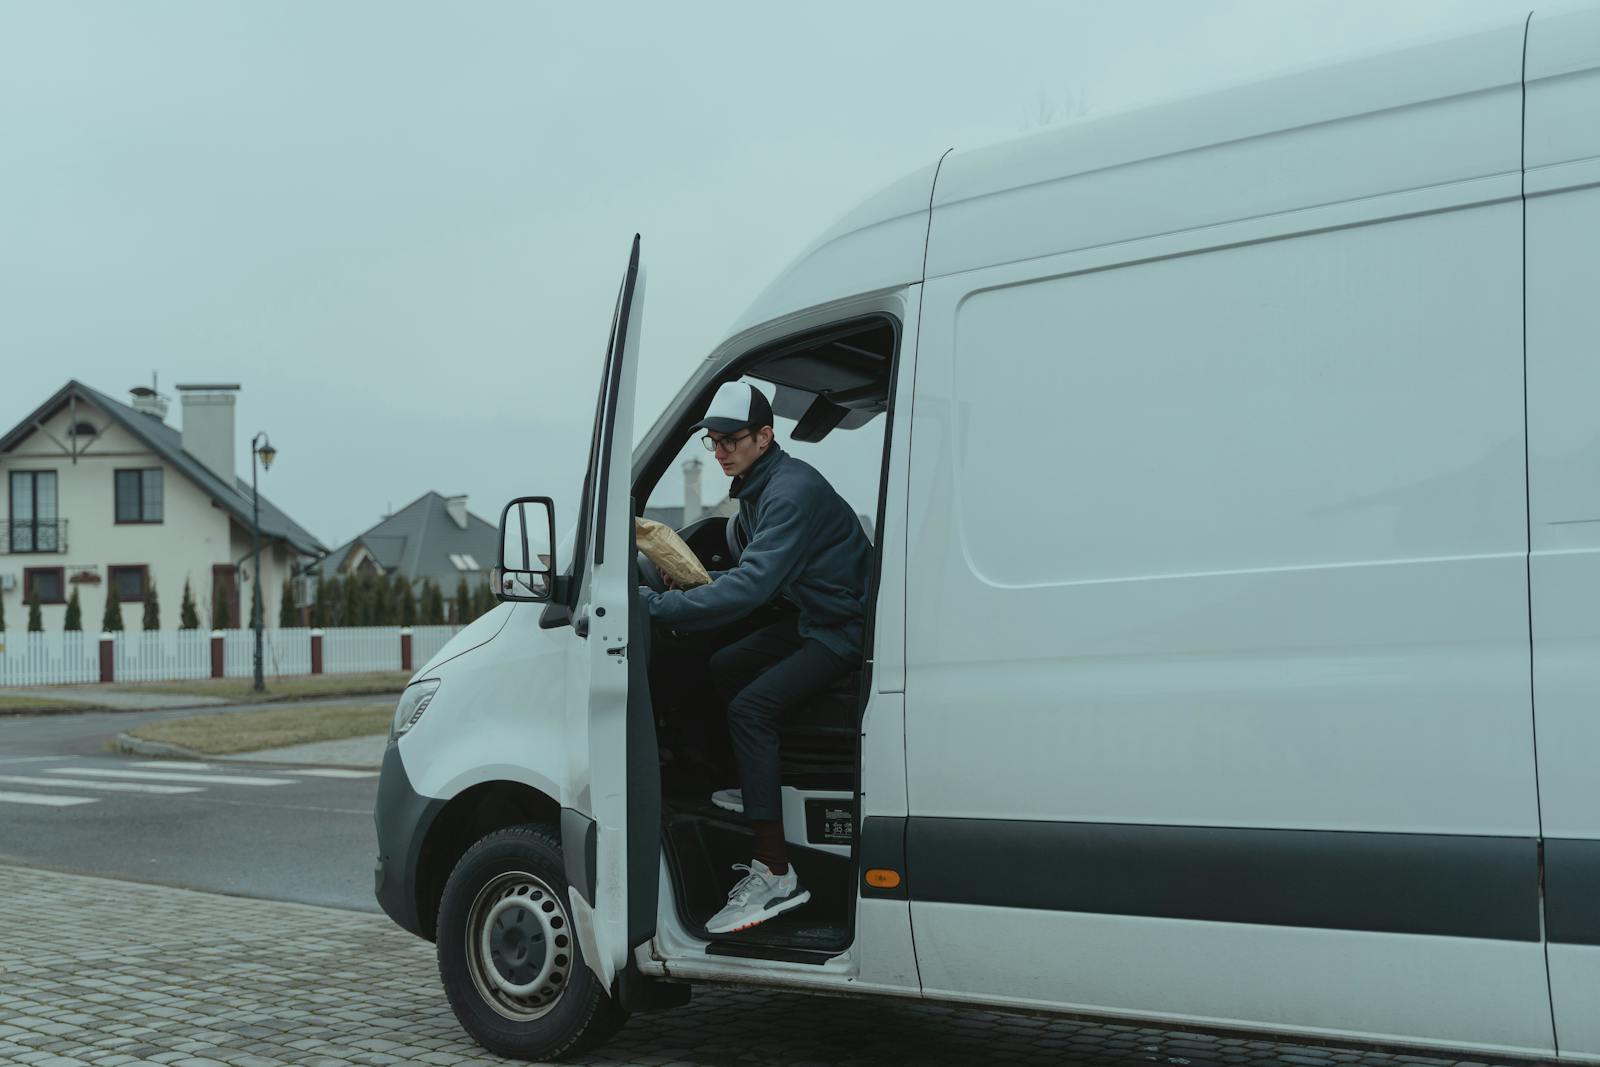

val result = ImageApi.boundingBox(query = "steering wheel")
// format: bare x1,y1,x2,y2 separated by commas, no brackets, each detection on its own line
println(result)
636,551,668,594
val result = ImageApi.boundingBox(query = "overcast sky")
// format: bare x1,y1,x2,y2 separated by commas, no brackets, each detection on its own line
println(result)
0,0,1533,549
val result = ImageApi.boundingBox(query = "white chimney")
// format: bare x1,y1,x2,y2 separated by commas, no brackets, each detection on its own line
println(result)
682,457,703,526
176,384,240,484
445,494,469,529
129,386,170,421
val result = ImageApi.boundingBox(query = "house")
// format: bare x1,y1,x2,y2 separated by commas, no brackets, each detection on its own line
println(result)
0,380,326,631
318,492,499,597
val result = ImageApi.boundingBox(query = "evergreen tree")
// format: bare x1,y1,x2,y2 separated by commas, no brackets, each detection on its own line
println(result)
453,578,471,625
343,575,363,627
395,576,416,626
27,587,42,632
214,582,234,630
368,573,393,626
311,576,330,627
473,579,495,620
143,580,160,630
0,585,6,632
102,584,124,632
63,588,82,632
319,576,342,626
180,578,200,630
279,577,297,628
422,580,445,625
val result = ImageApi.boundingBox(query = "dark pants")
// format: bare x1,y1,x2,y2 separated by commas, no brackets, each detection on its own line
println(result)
708,616,851,823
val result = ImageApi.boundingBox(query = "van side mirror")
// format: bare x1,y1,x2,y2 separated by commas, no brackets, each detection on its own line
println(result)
494,497,557,603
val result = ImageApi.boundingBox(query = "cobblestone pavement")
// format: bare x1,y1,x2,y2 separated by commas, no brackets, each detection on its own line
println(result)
0,865,1539,1067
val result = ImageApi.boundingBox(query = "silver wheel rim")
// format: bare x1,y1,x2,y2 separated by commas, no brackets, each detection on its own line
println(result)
465,869,575,1021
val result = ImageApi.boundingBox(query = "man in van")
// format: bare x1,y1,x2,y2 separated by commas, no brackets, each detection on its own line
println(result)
639,381,872,934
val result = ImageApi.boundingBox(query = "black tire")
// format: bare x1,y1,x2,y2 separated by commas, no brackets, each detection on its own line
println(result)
436,823,630,1061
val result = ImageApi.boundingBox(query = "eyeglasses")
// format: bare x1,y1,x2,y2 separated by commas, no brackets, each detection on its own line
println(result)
701,431,753,454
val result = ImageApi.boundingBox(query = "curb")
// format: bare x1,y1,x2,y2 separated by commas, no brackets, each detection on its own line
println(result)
113,732,207,760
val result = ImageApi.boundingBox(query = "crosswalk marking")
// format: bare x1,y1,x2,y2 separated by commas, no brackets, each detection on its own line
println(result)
292,769,377,779
0,775,201,795
0,790,95,807
128,761,375,780
45,768,295,787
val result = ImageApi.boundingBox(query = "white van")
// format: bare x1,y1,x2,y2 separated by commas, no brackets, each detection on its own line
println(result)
374,7,1600,1062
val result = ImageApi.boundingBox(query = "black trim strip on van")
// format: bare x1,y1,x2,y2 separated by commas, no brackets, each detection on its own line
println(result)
904,818,1542,942
1545,838,1600,945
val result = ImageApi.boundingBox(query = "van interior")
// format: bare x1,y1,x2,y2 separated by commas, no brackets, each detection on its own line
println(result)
633,315,897,960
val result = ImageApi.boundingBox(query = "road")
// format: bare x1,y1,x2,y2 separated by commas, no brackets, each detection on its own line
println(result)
0,705,383,912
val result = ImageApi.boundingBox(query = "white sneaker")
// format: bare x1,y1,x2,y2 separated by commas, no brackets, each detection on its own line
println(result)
704,860,810,935
710,788,744,813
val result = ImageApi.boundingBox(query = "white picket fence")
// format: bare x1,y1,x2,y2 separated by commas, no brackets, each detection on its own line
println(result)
0,632,101,686
111,631,212,683
0,625,463,687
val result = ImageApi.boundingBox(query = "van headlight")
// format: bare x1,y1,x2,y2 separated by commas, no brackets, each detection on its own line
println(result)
392,679,441,738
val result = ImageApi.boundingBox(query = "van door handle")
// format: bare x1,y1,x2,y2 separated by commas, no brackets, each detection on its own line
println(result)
606,646,627,658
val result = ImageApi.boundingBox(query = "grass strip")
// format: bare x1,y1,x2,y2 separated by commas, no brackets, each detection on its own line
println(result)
0,695,99,715
108,671,411,703
127,701,395,755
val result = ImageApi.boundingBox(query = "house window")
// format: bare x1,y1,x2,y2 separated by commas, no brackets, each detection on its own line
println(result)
108,565,148,602
23,567,65,605
8,471,60,552
114,469,164,524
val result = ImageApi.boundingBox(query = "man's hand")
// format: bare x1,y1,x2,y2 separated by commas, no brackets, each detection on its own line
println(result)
662,572,679,591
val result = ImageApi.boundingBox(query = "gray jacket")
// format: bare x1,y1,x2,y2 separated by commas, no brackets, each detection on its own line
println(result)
638,444,871,660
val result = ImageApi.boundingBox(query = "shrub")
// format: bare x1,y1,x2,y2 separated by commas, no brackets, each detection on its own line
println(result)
143,580,160,630
214,582,234,630
180,578,200,629
102,584,124,632
64,588,82,631
279,577,297,628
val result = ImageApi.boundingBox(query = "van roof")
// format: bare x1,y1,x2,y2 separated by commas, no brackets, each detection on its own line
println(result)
726,6,1535,339
929,11,1532,278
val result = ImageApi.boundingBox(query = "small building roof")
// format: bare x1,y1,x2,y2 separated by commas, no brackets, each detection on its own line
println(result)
321,492,498,590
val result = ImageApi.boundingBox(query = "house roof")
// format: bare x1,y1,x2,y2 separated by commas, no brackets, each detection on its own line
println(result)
320,492,499,590
0,380,327,558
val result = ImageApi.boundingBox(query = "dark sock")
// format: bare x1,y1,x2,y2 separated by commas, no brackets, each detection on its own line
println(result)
752,821,788,876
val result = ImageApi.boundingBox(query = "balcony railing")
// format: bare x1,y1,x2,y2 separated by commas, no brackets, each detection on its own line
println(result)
1,519,68,554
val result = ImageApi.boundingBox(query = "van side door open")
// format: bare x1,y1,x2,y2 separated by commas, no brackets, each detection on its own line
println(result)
554,235,658,992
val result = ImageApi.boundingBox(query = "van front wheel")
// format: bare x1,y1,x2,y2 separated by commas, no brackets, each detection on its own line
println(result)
436,823,628,1060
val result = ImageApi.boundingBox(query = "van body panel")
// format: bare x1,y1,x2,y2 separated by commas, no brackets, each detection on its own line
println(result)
727,163,937,340
925,19,1525,281
1548,945,1600,1061
408,600,513,684
912,905,1557,1058
867,287,919,694
907,201,1533,836
904,27,1550,1048
1526,4,1600,1056
398,602,571,806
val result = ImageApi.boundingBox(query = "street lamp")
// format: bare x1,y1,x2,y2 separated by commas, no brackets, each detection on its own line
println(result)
251,432,276,693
